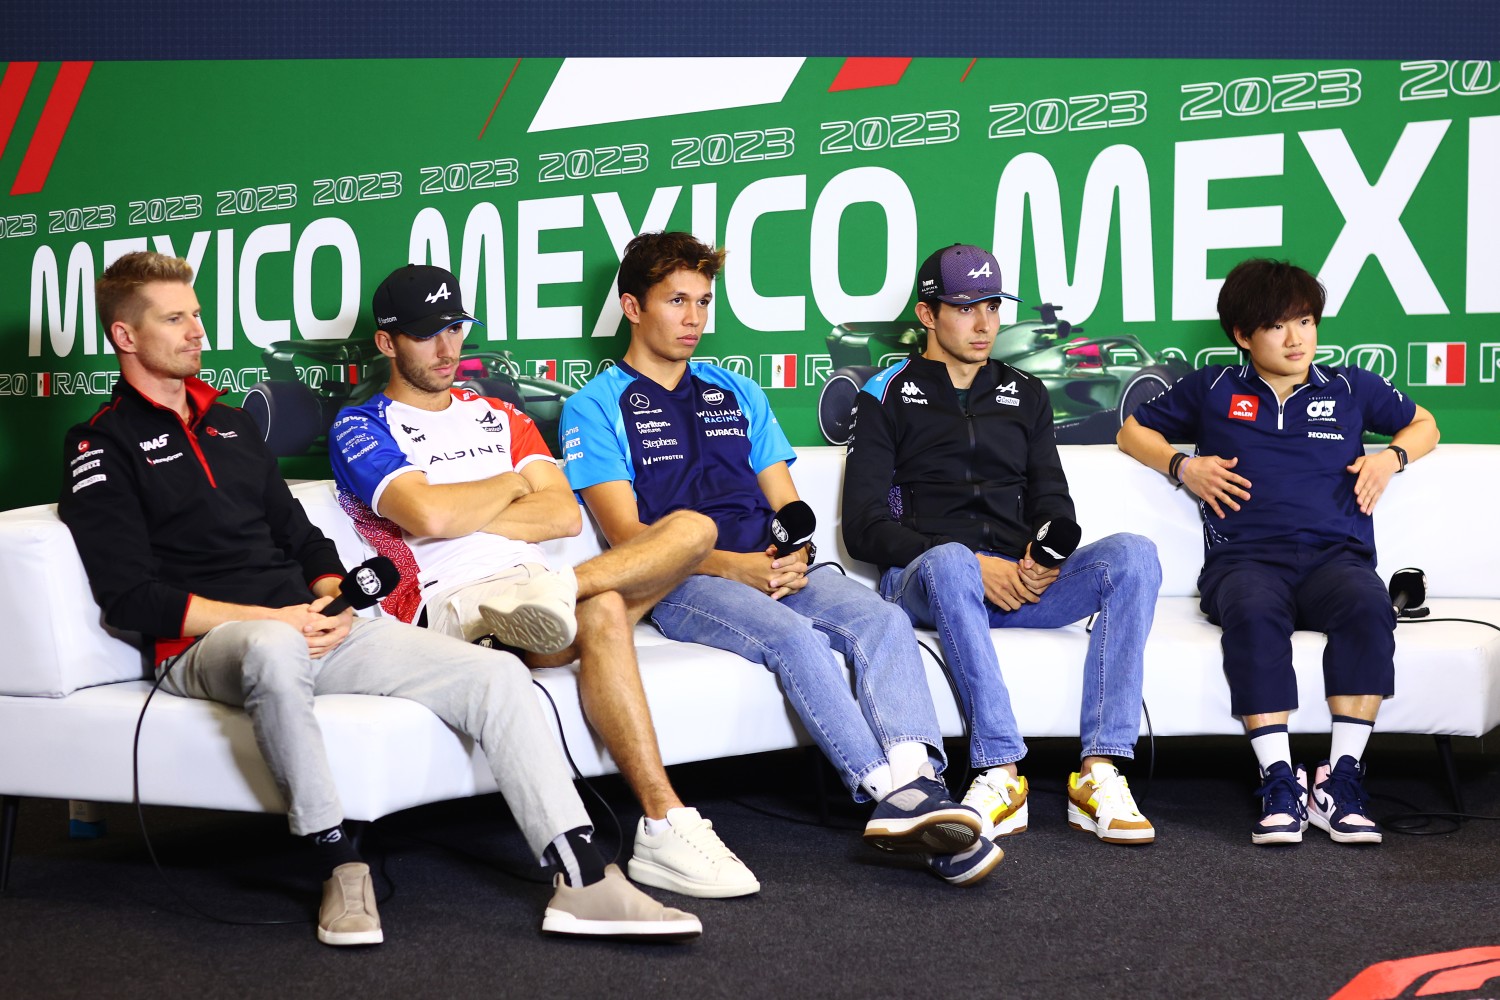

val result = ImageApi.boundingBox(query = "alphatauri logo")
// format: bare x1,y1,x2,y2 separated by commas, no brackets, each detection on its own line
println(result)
1307,399,1336,419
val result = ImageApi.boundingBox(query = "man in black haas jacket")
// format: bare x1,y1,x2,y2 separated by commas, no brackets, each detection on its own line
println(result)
842,244,1162,848
58,252,700,946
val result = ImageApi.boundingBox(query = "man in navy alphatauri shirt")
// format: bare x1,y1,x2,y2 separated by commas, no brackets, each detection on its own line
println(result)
563,232,995,886
1119,258,1439,847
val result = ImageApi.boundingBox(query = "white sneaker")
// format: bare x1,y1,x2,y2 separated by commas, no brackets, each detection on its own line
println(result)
628,807,761,899
477,564,577,655
962,770,1029,839
1067,762,1155,844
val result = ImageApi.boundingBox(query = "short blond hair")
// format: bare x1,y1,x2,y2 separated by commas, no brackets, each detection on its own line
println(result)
96,251,195,343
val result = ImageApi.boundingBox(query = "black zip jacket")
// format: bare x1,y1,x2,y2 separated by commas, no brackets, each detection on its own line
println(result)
841,354,1075,569
58,376,345,660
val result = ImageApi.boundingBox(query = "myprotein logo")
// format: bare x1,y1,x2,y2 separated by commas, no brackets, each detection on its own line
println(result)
1228,395,1259,421
354,565,381,596
138,434,169,451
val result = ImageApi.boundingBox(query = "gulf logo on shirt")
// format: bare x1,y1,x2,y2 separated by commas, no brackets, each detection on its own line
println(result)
1228,394,1259,421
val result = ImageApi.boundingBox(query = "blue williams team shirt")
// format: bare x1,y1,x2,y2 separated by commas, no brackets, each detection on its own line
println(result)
1130,363,1416,566
561,360,796,553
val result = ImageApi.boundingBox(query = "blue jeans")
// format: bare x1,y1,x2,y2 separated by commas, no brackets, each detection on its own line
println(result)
650,565,946,801
879,535,1160,769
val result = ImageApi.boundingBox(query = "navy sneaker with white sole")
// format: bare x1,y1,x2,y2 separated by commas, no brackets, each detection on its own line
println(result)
1251,761,1308,846
1308,756,1383,844
923,837,1004,887
863,776,981,854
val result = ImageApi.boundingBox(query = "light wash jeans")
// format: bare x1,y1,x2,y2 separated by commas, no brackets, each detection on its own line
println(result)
879,535,1160,769
649,565,946,801
161,616,590,853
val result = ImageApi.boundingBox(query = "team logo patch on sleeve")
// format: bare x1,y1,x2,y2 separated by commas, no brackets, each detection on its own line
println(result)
1228,394,1259,421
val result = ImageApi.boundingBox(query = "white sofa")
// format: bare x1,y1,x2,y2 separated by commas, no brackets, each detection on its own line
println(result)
3,444,1499,887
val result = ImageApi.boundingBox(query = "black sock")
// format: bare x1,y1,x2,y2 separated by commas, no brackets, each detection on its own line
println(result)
543,826,606,887
308,824,362,875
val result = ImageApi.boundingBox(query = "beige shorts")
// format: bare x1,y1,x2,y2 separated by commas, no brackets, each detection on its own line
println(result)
423,563,578,643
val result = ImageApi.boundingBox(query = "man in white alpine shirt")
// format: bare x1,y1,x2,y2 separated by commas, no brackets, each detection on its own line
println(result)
330,264,758,899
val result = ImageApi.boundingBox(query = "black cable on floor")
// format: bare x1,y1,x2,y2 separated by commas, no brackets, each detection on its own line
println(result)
132,660,396,926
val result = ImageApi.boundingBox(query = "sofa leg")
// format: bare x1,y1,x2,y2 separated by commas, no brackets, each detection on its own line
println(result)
1,795,18,894
1433,735,1465,814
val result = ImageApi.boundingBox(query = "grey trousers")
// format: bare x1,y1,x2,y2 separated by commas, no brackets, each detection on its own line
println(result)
160,616,589,857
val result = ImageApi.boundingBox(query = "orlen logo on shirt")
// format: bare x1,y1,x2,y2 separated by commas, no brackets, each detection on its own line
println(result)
1228,395,1259,421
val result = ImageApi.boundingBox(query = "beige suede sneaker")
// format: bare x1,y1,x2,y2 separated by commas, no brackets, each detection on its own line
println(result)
317,862,383,946
541,864,702,940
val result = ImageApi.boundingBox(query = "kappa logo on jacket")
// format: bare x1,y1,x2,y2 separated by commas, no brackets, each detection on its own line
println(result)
900,382,928,405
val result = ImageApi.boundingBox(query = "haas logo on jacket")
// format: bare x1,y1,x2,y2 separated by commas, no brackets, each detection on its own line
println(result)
138,434,170,452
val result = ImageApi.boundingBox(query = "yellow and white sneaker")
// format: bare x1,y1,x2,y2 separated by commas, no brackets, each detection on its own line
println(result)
962,770,1029,839
1067,762,1155,844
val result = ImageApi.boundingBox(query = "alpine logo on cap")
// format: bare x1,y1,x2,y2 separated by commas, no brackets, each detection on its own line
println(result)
967,262,993,279
425,283,451,304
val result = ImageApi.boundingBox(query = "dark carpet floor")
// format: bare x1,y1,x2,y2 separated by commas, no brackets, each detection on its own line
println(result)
4,734,1499,1000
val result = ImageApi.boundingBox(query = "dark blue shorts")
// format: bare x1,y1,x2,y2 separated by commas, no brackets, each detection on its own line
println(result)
1198,544,1396,716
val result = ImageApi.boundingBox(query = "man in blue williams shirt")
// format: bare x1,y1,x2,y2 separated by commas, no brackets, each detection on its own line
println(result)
1118,258,1439,846
561,231,997,885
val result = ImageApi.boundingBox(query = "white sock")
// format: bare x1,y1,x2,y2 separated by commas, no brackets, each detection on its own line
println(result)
862,763,893,802
887,741,934,788
643,815,671,836
1247,724,1292,774
1329,715,1375,766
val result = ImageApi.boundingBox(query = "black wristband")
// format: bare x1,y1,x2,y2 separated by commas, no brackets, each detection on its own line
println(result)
1168,451,1187,484
1387,444,1409,472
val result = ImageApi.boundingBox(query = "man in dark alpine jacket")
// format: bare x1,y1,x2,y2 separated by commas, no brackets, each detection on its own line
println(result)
842,243,1162,848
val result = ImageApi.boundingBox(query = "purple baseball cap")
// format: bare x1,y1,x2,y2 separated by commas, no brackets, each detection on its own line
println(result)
916,244,1022,305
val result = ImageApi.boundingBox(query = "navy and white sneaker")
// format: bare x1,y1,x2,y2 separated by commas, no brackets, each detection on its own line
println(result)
863,776,982,854
1251,761,1309,845
1308,756,1383,844
923,837,1004,887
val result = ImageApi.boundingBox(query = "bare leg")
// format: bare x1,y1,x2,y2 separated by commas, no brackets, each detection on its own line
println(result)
1327,694,1381,723
565,590,681,819
574,510,716,625
527,510,715,818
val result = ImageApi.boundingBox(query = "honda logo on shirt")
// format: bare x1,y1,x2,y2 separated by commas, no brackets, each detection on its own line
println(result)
1228,395,1259,421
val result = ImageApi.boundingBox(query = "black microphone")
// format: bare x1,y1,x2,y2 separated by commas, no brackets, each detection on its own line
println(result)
768,500,816,557
322,556,401,616
1388,567,1428,618
1029,516,1082,568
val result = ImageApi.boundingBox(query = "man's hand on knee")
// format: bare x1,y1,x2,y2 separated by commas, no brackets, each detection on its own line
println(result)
303,596,355,659
977,554,1041,612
